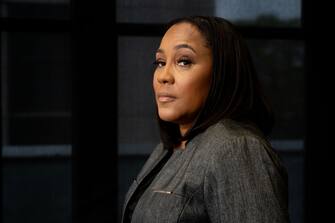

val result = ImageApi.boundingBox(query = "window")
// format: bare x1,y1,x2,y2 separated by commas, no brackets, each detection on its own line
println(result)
117,1,305,223
1,1,72,223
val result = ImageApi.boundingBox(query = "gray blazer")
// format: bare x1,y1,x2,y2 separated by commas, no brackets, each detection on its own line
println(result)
121,119,290,222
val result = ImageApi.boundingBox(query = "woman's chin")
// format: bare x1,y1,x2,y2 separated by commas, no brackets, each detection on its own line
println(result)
158,110,179,123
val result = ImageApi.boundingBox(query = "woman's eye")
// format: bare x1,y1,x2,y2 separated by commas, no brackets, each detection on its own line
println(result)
177,59,192,67
153,60,165,68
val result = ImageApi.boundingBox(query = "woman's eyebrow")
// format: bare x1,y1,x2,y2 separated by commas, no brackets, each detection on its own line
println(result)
156,48,164,54
174,44,196,53
156,44,196,54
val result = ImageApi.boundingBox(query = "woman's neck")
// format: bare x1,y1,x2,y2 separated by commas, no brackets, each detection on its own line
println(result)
178,124,191,149
179,123,192,137
179,140,187,149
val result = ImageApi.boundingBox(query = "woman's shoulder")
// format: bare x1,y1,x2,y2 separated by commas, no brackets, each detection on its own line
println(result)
194,118,282,167
197,118,268,147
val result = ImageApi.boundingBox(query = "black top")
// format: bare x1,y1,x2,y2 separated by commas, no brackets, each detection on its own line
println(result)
124,149,173,223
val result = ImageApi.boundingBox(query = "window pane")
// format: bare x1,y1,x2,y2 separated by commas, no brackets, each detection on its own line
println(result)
281,152,304,223
117,0,301,27
2,32,71,145
3,160,72,223
1,0,70,19
118,36,161,155
247,39,305,140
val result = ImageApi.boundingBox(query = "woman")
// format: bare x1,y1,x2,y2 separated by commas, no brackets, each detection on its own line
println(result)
121,16,290,223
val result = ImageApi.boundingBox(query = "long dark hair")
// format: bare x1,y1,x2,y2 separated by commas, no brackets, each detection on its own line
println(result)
157,16,274,150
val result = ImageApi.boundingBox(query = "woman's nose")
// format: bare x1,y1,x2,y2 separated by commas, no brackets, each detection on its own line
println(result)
157,64,174,84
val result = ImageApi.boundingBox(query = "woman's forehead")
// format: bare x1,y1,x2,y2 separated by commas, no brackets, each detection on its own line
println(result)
159,23,207,52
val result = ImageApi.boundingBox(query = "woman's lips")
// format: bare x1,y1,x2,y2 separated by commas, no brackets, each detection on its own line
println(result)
157,93,176,103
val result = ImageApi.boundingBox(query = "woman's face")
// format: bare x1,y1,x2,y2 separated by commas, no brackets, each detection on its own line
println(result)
153,22,213,133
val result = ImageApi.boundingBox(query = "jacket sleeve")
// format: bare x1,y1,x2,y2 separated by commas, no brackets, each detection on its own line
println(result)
203,136,290,223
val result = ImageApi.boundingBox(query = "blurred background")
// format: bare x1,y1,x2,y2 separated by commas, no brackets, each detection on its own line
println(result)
1,0,332,223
